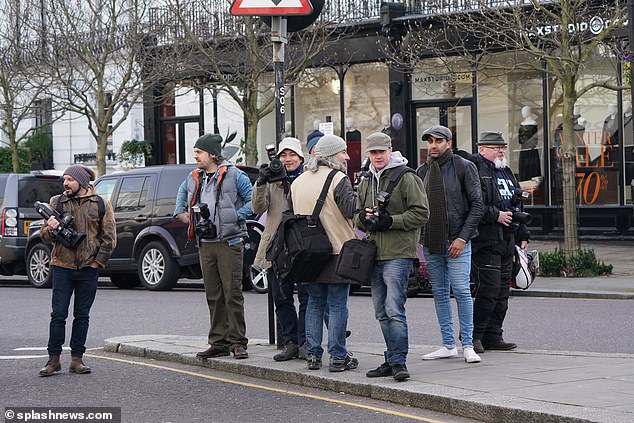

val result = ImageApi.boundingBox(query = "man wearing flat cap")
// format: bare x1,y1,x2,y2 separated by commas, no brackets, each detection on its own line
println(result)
39,165,116,377
417,125,483,364
356,132,428,381
458,131,530,354
176,133,253,360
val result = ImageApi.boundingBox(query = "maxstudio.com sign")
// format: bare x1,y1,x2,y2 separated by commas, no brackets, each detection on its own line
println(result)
527,16,614,37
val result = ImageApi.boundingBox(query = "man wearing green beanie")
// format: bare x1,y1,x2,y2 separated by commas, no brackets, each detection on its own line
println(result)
175,133,253,360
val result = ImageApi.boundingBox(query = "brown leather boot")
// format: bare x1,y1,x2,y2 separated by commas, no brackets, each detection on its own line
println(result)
69,356,91,374
39,356,61,377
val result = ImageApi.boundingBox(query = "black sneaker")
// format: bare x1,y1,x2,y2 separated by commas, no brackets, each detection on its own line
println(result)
329,353,359,372
483,339,517,351
307,355,322,370
473,339,485,354
366,362,393,378
273,342,299,361
298,341,309,360
392,364,410,381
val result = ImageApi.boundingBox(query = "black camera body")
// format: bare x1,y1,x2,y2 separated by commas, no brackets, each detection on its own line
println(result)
34,201,86,250
365,191,391,230
267,158,288,183
193,203,217,239
508,189,532,228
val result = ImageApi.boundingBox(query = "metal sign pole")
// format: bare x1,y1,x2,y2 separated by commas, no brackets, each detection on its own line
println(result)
267,16,288,345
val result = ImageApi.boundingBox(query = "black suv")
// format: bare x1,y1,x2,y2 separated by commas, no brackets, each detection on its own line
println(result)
0,172,64,276
25,165,265,291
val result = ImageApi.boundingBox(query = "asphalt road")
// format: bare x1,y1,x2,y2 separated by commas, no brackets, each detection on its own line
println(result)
1,280,485,423
2,278,633,356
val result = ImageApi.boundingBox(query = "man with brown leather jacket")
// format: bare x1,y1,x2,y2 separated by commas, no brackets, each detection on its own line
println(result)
39,165,116,377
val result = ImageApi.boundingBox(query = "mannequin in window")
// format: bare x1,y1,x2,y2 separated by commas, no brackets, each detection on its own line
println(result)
518,106,541,180
380,114,392,137
345,117,361,183
345,117,361,142
284,120,293,137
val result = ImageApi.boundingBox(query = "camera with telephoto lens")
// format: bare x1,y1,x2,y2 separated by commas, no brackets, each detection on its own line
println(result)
193,203,217,239
508,189,532,229
365,191,391,230
34,201,86,250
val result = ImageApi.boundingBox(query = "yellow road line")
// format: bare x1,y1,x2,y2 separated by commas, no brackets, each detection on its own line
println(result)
86,352,446,423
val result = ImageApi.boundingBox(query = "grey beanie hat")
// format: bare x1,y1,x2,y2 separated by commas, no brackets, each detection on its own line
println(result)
315,134,347,158
477,131,508,145
63,165,95,188
194,133,223,156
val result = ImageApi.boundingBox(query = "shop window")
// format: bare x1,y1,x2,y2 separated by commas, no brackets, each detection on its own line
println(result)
477,51,545,205
549,47,620,206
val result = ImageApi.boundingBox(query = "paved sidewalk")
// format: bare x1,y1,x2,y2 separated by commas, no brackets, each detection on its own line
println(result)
103,240,634,422
104,335,634,423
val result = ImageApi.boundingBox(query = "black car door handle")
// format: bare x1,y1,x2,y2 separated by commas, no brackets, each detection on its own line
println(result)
134,215,148,222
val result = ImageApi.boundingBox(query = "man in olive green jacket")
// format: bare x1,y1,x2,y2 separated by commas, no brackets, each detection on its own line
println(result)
356,132,428,382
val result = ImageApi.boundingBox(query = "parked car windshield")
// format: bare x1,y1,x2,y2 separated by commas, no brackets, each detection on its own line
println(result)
18,178,64,207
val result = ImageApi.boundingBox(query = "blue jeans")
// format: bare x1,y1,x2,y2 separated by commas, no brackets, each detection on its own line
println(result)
269,269,308,346
370,259,412,366
424,242,474,348
304,283,350,360
48,266,99,357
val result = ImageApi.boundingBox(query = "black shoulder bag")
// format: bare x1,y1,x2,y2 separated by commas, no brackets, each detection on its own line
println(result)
266,170,338,284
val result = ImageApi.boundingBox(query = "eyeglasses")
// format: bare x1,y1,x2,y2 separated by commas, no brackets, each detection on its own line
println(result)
483,146,507,151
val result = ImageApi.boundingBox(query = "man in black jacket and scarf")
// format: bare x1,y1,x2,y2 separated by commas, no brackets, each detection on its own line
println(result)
459,131,530,354
416,126,483,364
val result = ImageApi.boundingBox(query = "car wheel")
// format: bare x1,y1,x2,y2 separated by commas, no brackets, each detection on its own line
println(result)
27,243,53,288
249,264,268,293
110,274,140,289
138,241,179,291
242,220,266,292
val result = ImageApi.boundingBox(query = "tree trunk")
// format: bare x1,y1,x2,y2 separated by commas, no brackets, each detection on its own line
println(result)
560,80,579,257
243,91,260,166
10,138,20,173
96,131,107,177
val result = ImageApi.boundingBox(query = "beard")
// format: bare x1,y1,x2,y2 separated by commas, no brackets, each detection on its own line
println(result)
494,157,508,169
64,186,79,197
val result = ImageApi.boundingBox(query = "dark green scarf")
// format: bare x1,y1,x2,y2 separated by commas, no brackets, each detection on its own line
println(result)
424,149,453,254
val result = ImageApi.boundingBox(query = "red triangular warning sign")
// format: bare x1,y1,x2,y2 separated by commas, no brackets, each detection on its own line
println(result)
230,0,313,16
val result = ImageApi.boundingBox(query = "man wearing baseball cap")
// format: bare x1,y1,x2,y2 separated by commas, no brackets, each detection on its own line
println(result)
356,132,428,381
39,165,116,376
461,131,530,354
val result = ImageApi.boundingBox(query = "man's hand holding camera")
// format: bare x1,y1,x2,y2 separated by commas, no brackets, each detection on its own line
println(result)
497,210,513,227
256,164,272,186
360,207,393,232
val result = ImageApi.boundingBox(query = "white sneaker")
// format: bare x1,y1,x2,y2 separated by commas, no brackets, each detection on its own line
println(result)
463,347,481,363
422,346,458,360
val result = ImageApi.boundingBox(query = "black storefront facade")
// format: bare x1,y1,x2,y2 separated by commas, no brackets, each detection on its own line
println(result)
143,3,634,239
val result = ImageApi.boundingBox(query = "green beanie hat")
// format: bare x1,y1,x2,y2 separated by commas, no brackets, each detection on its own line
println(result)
194,134,223,156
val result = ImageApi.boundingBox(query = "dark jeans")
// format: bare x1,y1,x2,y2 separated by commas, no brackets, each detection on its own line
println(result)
269,269,308,346
471,233,515,344
47,266,99,357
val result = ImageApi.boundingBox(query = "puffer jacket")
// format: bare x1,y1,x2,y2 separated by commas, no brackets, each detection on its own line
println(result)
41,187,116,270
